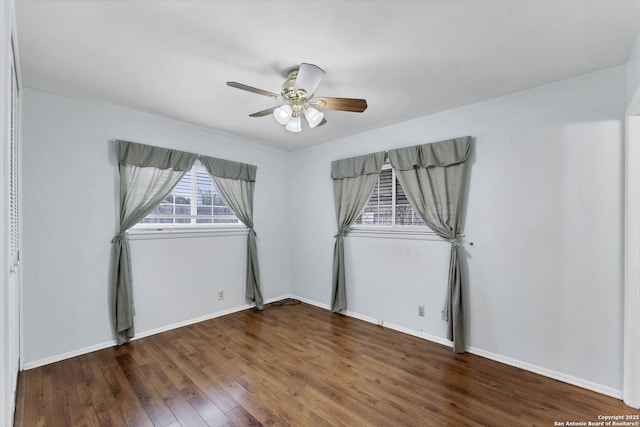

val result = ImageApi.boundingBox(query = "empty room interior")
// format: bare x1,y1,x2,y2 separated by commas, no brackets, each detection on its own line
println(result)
3,0,640,425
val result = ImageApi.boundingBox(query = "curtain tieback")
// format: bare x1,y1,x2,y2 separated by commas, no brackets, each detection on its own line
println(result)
248,228,257,237
111,231,127,244
334,229,348,238
449,236,462,248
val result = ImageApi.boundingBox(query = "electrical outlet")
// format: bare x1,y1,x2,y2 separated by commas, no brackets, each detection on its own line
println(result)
418,305,425,317
218,290,224,300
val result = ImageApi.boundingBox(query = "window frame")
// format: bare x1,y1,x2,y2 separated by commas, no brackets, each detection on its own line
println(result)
128,160,247,239
349,163,439,240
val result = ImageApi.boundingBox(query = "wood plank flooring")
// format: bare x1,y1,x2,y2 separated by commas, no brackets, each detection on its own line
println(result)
14,300,639,426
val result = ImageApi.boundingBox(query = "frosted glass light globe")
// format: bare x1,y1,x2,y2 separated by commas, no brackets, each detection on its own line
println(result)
273,104,293,125
304,107,324,128
285,116,302,133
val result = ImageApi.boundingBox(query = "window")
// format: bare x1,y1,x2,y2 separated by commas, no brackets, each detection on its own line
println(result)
353,165,426,227
135,161,239,228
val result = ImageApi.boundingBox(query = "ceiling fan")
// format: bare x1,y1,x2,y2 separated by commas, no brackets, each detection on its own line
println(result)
226,63,367,133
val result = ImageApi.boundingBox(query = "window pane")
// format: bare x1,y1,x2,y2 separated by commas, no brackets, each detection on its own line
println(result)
378,169,392,204
355,166,427,228
197,206,212,216
359,207,378,224
378,206,393,225
158,204,173,215
395,177,409,204
135,161,240,228
197,189,212,206
214,218,237,224
196,169,213,206
213,206,233,216
175,206,190,215
395,176,427,226
355,170,391,225
174,171,192,205
395,204,413,225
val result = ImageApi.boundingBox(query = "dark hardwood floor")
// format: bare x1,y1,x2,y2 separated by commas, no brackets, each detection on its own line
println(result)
14,300,639,426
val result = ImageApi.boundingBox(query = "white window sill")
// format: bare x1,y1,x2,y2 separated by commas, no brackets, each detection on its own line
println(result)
347,226,443,241
127,225,248,240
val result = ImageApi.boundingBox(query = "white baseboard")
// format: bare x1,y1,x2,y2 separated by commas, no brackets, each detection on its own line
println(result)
22,339,118,370
22,296,290,370
292,295,330,310
289,294,623,401
467,346,622,400
20,293,624,401
338,308,454,348
133,303,254,341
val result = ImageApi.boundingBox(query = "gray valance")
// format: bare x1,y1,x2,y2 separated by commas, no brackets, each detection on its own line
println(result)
388,136,471,171
116,140,197,171
331,151,387,179
199,155,256,181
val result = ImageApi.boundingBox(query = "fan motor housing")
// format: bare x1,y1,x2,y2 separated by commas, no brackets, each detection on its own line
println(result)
281,68,310,107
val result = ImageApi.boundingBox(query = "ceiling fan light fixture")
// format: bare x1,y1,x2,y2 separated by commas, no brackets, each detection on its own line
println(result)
285,116,302,133
304,107,324,128
273,104,293,125
227,62,367,135
293,63,325,97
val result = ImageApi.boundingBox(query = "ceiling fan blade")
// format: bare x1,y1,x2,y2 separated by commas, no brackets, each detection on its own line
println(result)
226,82,283,100
313,97,368,113
293,63,325,96
249,107,277,117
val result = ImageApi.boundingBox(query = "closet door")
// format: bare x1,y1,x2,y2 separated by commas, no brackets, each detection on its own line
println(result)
6,36,21,411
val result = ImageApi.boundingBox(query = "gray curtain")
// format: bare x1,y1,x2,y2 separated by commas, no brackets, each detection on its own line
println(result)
111,140,197,344
388,136,471,353
331,151,387,312
199,156,263,310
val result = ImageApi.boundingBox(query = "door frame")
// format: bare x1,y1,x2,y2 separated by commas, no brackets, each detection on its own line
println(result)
624,87,640,408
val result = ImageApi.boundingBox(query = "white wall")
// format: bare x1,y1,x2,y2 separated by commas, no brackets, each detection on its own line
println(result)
21,89,291,365
628,31,640,105
291,65,627,395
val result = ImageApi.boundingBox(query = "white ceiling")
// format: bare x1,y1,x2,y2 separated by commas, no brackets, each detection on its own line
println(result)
15,0,640,151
